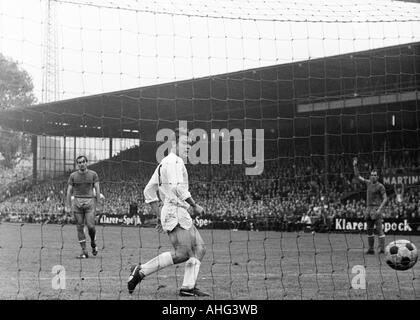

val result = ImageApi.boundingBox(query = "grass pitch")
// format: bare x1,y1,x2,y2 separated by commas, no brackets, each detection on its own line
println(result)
0,222,418,300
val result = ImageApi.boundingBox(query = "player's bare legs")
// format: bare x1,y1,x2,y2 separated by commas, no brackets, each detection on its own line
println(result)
168,225,194,263
132,225,197,277
84,206,98,256
74,212,89,258
128,225,209,296
366,217,375,255
376,218,385,254
190,224,206,260
127,225,190,294
178,224,208,296
365,207,385,254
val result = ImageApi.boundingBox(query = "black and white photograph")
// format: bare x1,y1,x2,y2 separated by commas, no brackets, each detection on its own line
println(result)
0,0,419,313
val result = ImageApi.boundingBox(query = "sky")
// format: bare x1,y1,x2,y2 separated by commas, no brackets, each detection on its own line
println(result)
0,0,419,103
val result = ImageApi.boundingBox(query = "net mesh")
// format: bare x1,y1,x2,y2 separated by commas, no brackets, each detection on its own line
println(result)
0,0,419,300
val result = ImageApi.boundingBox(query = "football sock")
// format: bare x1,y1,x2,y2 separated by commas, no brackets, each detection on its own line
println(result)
378,235,385,250
368,235,374,250
181,257,201,289
140,252,174,277
79,240,87,251
77,225,85,244
88,228,96,246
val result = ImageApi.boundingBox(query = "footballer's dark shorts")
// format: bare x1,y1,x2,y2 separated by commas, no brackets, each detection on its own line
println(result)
365,206,383,235
72,197,96,215
365,206,382,220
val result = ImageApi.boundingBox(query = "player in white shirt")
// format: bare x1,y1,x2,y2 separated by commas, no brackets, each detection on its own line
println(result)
127,128,209,297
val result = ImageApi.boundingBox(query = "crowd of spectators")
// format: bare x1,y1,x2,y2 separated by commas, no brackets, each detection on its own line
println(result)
1,147,420,232
0,155,33,202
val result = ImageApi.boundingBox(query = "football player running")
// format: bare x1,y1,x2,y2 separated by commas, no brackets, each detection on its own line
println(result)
128,128,209,297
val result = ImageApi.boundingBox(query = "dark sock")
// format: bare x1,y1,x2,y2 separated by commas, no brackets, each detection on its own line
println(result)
378,236,385,251
80,240,87,251
368,236,374,250
88,228,96,247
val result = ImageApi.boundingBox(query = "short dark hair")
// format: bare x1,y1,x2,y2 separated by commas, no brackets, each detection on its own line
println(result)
76,155,88,163
169,127,188,144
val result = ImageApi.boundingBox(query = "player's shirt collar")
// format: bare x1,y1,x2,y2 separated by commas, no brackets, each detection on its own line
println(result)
168,151,185,164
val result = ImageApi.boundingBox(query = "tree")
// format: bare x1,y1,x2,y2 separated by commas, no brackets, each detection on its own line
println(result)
0,53,36,168
0,53,36,110
0,130,24,167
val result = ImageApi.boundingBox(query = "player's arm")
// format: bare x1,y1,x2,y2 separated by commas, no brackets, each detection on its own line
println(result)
185,197,204,216
352,157,369,184
93,181,101,210
378,184,388,212
147,200,161,217
147,200,164,232
144,168,163,231
167,161,204,215
92,172,101,203
94,182,101,203
65,184,73,213
144,168,160,207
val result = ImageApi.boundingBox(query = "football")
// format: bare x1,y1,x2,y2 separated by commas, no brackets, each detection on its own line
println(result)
385,240,418,271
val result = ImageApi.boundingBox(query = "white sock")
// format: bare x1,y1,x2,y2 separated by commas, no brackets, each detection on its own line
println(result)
140,252,174,277
182,257,201,289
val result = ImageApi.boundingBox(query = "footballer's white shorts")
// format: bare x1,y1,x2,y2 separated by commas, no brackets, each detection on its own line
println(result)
161,205,193,232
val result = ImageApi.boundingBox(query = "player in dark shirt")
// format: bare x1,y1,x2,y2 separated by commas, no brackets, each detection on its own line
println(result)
65,155,101,259
353,158,388,254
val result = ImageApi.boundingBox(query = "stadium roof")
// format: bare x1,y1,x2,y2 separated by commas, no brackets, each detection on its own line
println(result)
0,41,419,139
